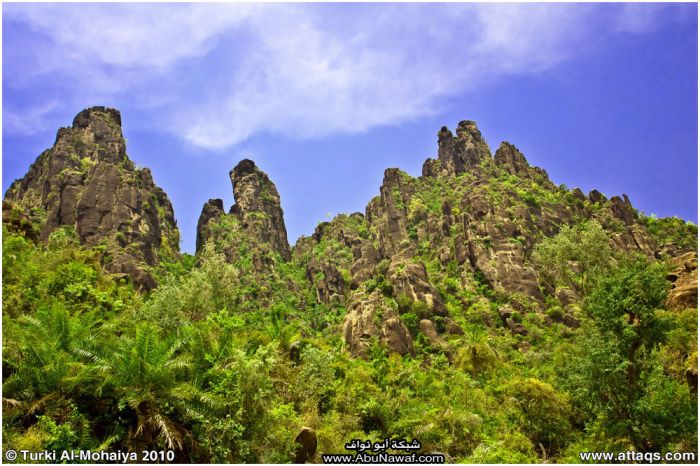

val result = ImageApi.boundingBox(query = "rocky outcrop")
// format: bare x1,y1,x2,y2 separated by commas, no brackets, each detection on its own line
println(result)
419,319,453,357
494,142,530,177
388,259,447,316
307,256,348,303
561,313,581,329
308,119,692,357
3,106,179,289
445,317,464,335
230,159,291,260
365,168,415,258
195,159,291,264
610,194,636,225
342,290,414,357
436,121,492,175
2,201,38,242
555,287,578,307
195,199,224,253
183,118,697,360
667,252,698,311
588,189,607,204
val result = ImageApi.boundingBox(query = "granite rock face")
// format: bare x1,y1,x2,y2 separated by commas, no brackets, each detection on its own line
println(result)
3,107,179,290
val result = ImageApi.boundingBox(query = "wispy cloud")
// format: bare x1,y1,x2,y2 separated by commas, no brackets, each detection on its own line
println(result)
4,100,60,136
3,2,692,150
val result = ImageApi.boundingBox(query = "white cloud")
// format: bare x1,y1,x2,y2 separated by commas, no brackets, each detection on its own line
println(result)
3,2,687,150
8,3,255,69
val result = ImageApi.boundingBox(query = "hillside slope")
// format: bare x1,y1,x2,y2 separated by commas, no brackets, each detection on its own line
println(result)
2,111,697,463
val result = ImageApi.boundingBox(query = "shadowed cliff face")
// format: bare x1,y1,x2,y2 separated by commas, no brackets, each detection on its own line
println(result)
3,106,179,290
196,159,291,264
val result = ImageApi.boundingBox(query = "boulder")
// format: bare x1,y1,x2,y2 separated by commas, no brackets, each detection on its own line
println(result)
555,287,578,307
419,319,453,357
506,318,528,336
445,317,464,335
294,427,317,463
498,306,512,326
383,318,415,356
561,313,580,329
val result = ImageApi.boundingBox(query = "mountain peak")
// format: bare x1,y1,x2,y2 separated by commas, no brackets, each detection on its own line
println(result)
4,106,179,290
230,158,258,178
197,159,291,262
437,120,492,175
72,106,122,129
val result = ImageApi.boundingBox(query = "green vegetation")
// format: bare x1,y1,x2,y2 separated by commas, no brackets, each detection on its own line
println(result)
2,160,697,463
560,258,690,452
639,214,698,252
533,220,613,296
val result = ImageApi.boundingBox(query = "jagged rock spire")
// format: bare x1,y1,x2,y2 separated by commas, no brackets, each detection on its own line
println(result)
437,120,492,175
195,159,291,261
494,141,530,176
196,199,224,253
230,159,291,260
4,106,180,290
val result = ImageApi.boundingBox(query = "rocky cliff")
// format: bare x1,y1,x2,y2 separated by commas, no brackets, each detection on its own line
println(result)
196,159,291,265
5,110,695,358
3,107,179,289
299,120,696,358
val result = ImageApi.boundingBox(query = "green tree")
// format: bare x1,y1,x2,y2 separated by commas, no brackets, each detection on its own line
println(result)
563,257,683,451
80,324,216,452
506,378,573,458
533,220,613,296
3,303,92,415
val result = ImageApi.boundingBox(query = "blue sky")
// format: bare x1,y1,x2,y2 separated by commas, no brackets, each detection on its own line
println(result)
3,2,697,253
